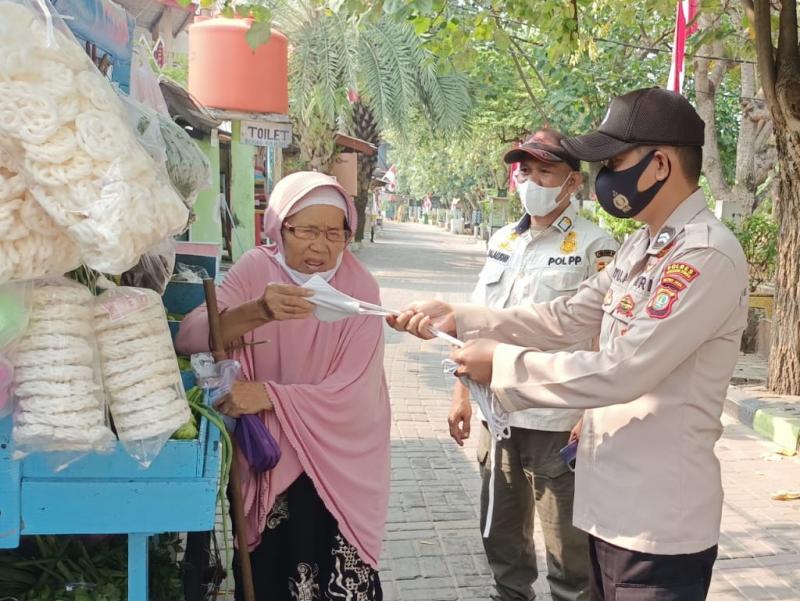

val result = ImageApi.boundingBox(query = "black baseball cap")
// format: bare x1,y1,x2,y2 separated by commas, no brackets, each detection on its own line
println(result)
561,87,705,162
504,129,581,171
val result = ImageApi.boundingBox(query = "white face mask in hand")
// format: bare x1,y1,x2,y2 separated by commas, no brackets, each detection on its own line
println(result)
518,175,570,217
442,359,510,441
302,275,362,322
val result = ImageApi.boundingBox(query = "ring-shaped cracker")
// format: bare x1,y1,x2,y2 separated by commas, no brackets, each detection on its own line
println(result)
14,363,94,384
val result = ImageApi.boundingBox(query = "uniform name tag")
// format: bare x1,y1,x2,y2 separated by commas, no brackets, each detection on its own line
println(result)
548,256,582,266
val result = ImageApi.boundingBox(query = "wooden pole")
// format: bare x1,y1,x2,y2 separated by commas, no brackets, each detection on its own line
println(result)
203,278,256,601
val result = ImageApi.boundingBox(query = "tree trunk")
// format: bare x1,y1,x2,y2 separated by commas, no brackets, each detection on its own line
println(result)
694,9,775,221
694,33,732,205
766,126,800,394
350,101,381,242
752,0,800,394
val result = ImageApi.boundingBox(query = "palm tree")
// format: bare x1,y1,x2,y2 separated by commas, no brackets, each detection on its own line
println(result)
275,2,472,240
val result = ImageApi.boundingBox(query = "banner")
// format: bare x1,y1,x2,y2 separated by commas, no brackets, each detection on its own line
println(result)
52,0,135,93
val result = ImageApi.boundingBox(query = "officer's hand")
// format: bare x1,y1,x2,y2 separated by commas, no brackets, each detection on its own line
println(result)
569,416,584,444
451,339,499,385
386,300,455,340
448,382,472,447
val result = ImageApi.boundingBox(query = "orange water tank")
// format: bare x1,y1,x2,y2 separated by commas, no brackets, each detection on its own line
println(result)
188,17,289,114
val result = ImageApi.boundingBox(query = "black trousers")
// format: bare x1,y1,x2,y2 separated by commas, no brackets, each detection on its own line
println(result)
589,535,717,601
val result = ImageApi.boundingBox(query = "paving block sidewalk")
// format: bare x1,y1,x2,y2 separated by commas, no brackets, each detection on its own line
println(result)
360,222,800,601
725,354,800,454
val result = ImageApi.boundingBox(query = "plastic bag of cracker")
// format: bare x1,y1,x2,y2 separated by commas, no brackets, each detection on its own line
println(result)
0,142,82,286
120,237,177,296
0,281,32,417
0,0,190,275
94,286,191,467
118,91,211,209
10,278,115,458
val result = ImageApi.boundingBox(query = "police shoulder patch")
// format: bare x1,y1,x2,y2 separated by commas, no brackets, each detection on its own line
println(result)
646,286,679,319
664,262,700,282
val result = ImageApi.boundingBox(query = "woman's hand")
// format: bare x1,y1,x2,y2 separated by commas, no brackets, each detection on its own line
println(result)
215,381,273,417
260,283,315,322
386,300,456,339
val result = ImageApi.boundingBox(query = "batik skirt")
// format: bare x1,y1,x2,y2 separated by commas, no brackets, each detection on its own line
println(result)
233,473,383,601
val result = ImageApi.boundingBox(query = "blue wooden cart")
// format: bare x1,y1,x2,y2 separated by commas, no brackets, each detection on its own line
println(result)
0,403,221,599
0,252,222,600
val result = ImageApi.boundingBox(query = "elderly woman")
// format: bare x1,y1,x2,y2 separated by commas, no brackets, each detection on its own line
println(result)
176,172,390,600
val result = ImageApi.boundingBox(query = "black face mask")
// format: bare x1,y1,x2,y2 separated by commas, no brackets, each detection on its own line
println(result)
595,151,670,218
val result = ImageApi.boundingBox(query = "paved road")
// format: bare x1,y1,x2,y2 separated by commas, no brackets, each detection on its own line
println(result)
358,221,800,601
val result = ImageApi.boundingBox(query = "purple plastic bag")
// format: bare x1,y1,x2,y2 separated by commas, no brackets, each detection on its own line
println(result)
235,414,281,472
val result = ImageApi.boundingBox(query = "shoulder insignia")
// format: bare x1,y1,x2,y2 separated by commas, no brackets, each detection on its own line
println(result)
664,262,700,282
595,249,616,258
653,226,675,250
556,216,573,233
684,223,709,249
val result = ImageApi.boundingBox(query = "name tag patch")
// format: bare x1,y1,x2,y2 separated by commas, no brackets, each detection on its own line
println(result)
548,256,582,266
488,249,511,263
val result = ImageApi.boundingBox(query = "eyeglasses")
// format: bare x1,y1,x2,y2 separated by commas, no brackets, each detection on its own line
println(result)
283,223,352,243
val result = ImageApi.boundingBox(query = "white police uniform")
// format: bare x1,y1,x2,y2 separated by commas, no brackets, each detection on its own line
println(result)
473,201,619,430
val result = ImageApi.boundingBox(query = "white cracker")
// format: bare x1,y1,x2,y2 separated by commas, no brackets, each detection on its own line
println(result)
22,127,77,165
100,335,174,364
110,386,183,416
24,318,92,340
116,406,190,442
96,320,168,347
17,393,101,414
16,407,105,429
14,378,97,399
13,345,94,369
14,363,94,384
16,334,92,354
28,304,93,323
75,110,131,162
101,345,176,378
110,374,187,405
103,357,179,391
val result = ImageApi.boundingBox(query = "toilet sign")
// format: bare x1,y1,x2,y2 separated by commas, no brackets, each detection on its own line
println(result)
241,120,293,148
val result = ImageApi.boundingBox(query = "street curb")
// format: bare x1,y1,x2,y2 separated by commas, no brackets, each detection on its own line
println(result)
724,385,800,452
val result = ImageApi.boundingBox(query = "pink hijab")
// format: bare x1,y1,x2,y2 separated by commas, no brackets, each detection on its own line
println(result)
176,172,391,568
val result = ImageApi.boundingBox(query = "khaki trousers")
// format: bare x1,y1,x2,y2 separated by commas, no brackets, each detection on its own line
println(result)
478,424,590,601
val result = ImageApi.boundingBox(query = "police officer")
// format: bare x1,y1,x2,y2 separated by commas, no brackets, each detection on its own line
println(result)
449,127,617,601
389,88,749,600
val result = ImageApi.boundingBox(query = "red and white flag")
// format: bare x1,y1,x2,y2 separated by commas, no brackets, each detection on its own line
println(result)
667,0,699,95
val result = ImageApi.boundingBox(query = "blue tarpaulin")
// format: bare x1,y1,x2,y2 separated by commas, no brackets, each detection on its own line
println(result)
52,0,135,93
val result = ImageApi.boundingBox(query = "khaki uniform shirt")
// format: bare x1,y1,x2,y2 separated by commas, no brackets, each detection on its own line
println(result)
472,202,618,431
455,191,749,554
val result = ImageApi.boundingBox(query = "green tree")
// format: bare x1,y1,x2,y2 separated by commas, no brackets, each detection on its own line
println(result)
749,0,800,394
277,1,472,241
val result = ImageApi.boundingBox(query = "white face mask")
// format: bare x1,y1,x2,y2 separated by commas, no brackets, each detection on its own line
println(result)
517,174,571,217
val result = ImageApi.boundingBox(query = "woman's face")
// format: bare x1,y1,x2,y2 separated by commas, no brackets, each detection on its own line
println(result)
281,205,349,274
